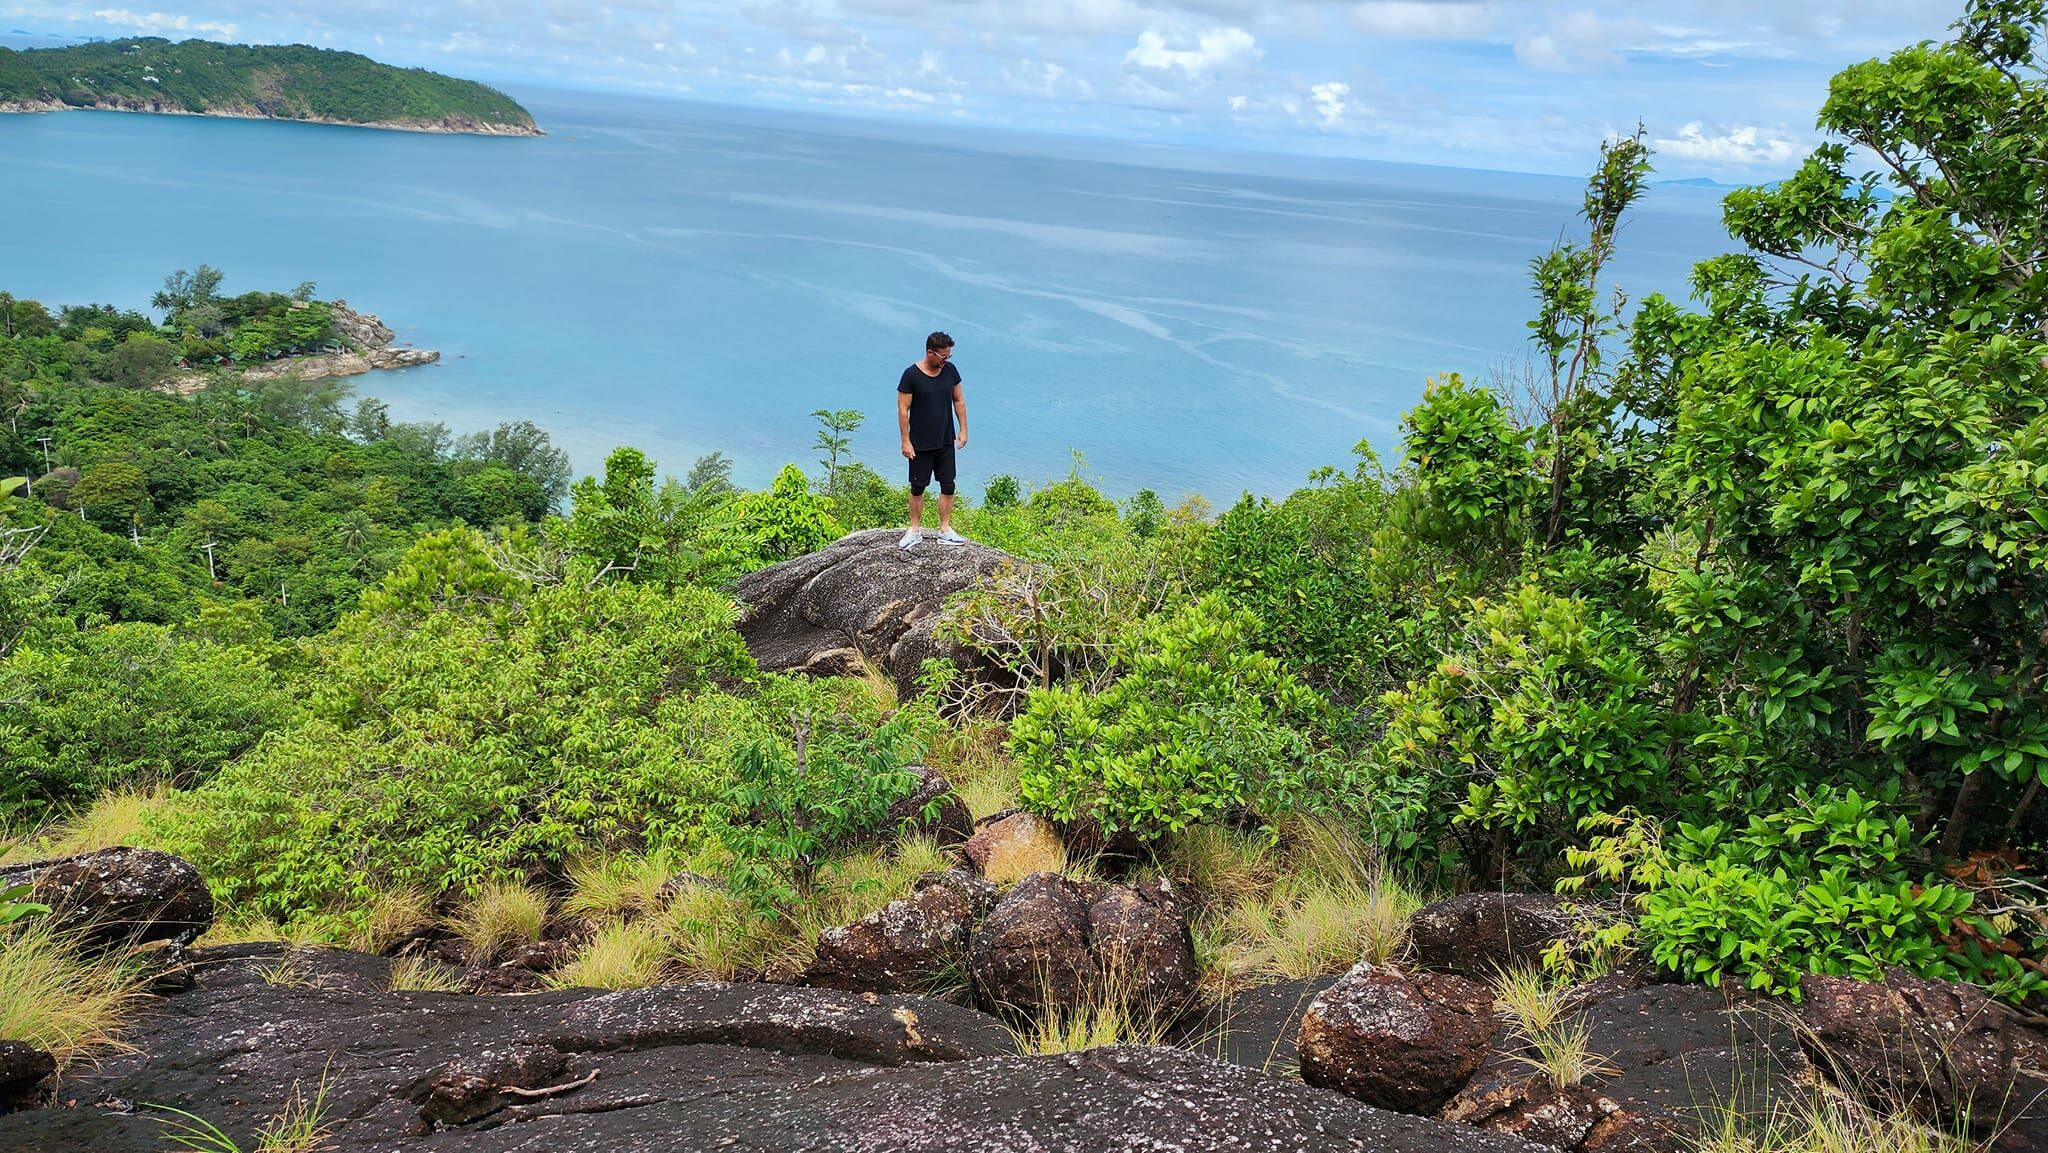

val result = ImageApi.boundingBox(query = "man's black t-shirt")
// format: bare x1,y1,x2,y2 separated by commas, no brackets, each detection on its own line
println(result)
898,362,961,451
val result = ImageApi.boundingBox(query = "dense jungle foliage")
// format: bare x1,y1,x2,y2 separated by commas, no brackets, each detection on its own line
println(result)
3,0,2046,1012
0,37,536,130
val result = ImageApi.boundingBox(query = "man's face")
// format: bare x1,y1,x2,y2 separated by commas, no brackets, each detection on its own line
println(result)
928,344,952,365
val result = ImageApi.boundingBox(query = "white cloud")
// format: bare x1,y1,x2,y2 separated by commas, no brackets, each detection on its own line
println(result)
1124,26,1259,77
90,8,238,38
1654,121,1803,165
1311,80,1350,127
1515,9,1623,73
1352,2,1493,39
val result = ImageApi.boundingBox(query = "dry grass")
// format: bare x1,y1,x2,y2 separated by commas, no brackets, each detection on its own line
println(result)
926,717,1022,821
1,788,170,864
1190,818,1424,995
1691,1093,1980,1153
0,923,148,1066
387,955,464,994
197,917,333,950
1491,967,1615,1088
255,1075,334,1153
659,838,953,983
552,920,668,990
447,881,549,964
350,888,435,954
562,853,676,924
1007,970,1174,1056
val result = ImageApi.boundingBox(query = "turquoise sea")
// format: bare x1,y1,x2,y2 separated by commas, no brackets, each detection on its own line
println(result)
0,87,1735,500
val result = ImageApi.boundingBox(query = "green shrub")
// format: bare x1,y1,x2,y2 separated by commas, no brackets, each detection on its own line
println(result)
1012,595,1341,838
1560,788,2013,999
1373,579,1665,874
151,578,761,921
0,623,291,823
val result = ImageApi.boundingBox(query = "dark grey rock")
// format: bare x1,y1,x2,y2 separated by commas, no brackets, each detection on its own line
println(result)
0,1042,54,1112
1409,892,1589,979
0,847,212,952
967,872,1099,1016
802,879,978,995
1088,877,1198,1014
733,528,1019,703
1299,961,1499,1115
0,962,1549,1152
1800,968,2048,1149
1175,975,1339,1074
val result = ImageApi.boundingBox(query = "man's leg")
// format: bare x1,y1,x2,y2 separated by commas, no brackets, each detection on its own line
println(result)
902,450,932,548
936,445,964,542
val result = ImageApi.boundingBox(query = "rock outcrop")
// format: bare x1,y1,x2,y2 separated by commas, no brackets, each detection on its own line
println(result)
238,300,440,383
803,871,992,995
1408,892,1588,979
0,847,213,952
963,809,1067,882
734,528,1020,703
0,946,1546,1153
1298,961,1499,1114
1799,968,2048,1149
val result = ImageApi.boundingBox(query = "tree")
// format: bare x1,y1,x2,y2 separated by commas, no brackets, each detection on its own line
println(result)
453,420,571,509
102,331,177,388
684,451,734,497
811,408,864,495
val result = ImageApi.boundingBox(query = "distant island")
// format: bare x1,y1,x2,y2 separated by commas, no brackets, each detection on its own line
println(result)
0,37,540,136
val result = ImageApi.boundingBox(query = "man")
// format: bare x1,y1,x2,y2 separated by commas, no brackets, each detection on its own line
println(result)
897,330,969,548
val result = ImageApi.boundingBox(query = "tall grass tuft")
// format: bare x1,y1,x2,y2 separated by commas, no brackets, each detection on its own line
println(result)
0,923,147,1066
1490,966,1615,1088
447,880,549,964
1,788,171,865
387,955,464,993
1691,1092,1980,1153
562,853,677,924
352,887,435,954
552,921,668,990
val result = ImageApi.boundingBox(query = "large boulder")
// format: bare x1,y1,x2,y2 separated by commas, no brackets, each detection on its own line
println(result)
1799,968,2048,1148
1298,961,1499,1115
968,872,1099,1016
734,528,1020,702
0,847,212,952
803,871,989,994
1088,878,1198,1014
1409,892,1587,979
1,991,1550,1153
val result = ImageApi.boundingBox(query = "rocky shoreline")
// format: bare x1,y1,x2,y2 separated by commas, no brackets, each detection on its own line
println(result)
0,97,542,137
162,300,440,395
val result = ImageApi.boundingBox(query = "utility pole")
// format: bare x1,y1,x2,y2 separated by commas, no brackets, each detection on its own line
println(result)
200,540,217,581
130,518,142,545
33,436,50,474
279,582,288,607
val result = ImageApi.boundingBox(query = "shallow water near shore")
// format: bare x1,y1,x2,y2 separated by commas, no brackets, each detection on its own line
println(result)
1,87,1732,499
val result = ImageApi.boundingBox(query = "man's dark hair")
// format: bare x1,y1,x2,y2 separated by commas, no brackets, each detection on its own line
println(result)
926,331,954,351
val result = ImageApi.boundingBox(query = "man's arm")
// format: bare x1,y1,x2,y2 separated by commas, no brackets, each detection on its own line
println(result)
898,390,915,458
952,382,968,449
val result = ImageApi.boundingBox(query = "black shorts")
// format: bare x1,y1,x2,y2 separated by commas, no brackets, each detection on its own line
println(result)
908,443,956,496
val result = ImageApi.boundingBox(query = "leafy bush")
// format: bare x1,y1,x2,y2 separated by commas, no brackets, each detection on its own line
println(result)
1012,595,1342,838
151,577,762,921
1560,788,2001,998
0,623,292,823
1373,578,1665,876
712,707,929,917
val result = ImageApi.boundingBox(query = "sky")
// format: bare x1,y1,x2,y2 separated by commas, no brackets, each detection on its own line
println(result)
2,1,1966,177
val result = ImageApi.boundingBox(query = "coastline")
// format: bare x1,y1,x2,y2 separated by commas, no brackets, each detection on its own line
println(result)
0,98,542,137
158,301,441,397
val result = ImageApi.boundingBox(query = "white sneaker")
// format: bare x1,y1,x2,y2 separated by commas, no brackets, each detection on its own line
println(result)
938,528,967,545
897,528,922,550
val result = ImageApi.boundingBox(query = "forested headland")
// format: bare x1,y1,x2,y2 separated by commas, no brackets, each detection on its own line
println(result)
3,5,2047,1150
0,37,539,135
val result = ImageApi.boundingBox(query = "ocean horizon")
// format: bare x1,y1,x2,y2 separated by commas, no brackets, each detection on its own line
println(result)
1,84,1737,502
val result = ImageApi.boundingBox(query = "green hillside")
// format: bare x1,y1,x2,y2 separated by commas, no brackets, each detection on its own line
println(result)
0,37,538,134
